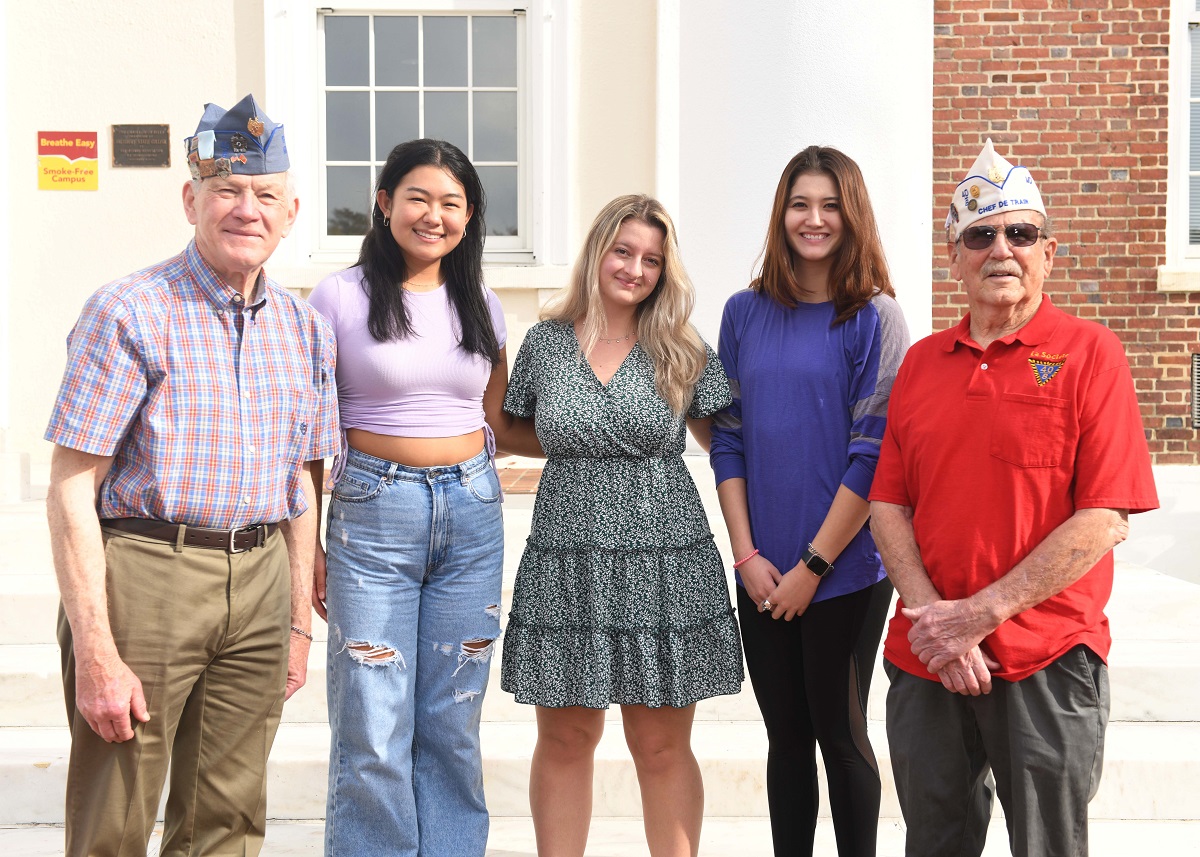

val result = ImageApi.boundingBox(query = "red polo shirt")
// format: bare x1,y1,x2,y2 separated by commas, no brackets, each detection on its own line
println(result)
870,296,1158,682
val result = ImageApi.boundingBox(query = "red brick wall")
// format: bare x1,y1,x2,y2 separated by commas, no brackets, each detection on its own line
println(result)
933,0,1199,463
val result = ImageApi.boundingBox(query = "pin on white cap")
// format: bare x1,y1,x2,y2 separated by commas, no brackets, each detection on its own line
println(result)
945,138,1045,239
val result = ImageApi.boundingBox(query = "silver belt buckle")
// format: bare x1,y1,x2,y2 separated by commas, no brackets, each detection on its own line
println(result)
228,524,265,554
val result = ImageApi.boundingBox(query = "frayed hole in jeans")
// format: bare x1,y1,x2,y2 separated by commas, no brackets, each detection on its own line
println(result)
342,639,406,669
452,638,495,677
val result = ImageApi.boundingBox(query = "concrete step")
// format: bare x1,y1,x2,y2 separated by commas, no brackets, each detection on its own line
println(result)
7,624,1197,729
4,816,1199,857
0,642,762,728
4,719,1199,826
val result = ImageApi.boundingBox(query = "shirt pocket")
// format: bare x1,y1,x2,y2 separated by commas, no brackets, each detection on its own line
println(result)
989,393,1070,468
260,384,316,464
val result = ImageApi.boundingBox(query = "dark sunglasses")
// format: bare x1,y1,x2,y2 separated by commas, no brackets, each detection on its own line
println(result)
958,222,1044,251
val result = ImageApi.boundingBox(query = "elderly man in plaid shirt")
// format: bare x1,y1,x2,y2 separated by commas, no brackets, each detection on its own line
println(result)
44,95,339,857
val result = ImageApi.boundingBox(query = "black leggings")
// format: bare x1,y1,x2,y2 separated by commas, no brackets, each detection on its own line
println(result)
737,578,894,857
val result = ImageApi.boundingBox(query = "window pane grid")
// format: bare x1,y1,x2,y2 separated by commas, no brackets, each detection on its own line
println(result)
1190,15,1200,246
321,12,521,242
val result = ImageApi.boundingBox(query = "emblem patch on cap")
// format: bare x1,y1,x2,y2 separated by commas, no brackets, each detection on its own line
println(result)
969,185,980,198
247,116,265,136
1028,352,1067,387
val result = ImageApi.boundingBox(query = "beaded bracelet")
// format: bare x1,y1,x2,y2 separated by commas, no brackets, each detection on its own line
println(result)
732,548,760,569
290,625,314,641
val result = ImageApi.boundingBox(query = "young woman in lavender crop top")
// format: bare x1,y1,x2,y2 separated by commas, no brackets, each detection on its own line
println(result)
307,139,537,857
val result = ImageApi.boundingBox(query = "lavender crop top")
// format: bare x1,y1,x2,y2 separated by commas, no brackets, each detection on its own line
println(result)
307,266,506,437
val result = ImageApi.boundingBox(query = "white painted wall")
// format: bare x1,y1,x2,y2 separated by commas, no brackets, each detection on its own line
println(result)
5,1,267,478
5,0,931,483
670,2,935,346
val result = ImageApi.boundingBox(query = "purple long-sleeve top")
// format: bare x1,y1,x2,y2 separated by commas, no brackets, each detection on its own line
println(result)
709,289,909,603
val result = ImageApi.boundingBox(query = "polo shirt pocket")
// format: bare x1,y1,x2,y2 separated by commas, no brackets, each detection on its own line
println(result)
989,393,1070,467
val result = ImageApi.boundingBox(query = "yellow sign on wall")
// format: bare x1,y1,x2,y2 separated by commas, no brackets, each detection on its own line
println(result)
38,132,98,190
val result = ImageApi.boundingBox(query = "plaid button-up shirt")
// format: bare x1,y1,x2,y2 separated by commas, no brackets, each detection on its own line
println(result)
46,240,339,529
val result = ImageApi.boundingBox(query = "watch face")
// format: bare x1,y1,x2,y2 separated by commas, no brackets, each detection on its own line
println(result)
803,548,831,577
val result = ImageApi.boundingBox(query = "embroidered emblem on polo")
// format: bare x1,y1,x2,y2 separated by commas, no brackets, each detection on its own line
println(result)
1028,352,1067,387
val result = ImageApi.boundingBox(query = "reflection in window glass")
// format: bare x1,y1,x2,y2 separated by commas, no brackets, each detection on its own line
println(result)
473,17,517,87
1192,27,1200,97
327,92,371,161
326,17,369,86
424,17,468,87
1190,103,1200,172
376,92,419,157
475,92,518,162
328,166,373,235
425,92,470,154
375,16,418,86
478,166,518,236
1191,176,1200,243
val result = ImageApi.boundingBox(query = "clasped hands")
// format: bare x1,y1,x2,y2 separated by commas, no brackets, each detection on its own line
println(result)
741,554,820,622
903,599,1001,697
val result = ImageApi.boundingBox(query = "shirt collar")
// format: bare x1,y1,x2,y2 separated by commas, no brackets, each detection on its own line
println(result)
945,293,1063,352
183,239,271,311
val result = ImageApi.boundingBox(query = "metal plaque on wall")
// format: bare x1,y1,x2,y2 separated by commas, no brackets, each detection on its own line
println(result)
111,124,171,168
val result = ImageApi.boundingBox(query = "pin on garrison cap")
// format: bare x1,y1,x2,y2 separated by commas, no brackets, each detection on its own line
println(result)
945,138,1045,239
184,94,289,180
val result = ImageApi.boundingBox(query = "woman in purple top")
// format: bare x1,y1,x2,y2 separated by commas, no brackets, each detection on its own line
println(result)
308,139,537,857
709,147,909,857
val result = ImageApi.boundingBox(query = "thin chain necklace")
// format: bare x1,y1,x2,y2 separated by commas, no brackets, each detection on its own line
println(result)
597,330,636,345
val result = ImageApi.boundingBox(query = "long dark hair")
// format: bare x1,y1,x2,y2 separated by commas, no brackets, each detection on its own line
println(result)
752,145,894,325
358,138,499,363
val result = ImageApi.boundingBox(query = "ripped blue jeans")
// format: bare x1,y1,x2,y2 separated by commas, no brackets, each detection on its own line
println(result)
324,447,503,857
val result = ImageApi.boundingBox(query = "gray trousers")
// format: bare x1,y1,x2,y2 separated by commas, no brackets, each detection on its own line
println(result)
885,645,1110,857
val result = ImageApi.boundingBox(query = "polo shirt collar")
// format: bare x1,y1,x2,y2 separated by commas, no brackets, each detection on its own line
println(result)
183,239,271,311
945,293,1064,352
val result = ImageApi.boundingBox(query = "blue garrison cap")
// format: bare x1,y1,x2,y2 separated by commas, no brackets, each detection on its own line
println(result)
184,94,289,179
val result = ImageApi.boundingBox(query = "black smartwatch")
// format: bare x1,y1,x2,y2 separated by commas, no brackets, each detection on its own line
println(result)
801,543,833,578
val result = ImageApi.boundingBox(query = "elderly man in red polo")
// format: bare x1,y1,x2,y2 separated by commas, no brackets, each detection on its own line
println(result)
868,139,1158,857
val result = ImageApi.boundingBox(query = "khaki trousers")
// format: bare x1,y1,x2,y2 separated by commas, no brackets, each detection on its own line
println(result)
58,528,291,857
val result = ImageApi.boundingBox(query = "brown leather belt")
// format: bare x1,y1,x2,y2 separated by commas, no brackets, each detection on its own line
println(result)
101,518,277,553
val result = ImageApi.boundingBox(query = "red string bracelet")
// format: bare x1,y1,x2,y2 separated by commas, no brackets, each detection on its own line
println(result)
732,548,760,569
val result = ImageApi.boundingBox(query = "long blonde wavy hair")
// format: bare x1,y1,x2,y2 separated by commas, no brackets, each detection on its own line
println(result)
541,195,706,416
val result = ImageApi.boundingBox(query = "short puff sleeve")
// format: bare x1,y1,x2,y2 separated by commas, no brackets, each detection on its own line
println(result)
502,322,542,419
687,343,732,419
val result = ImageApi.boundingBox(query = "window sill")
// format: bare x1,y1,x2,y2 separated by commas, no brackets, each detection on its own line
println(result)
1157,266,1200,292
273,261,570,295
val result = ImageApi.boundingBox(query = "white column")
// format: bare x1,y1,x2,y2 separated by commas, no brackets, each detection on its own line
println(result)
655,0,681,216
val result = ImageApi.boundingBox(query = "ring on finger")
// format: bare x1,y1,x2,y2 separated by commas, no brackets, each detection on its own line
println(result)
760,598,772,611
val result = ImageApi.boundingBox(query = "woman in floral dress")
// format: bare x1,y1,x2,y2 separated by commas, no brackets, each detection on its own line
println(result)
499,195,743,857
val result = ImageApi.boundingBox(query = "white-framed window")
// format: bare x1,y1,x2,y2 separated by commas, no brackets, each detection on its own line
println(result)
1164,0,1200,287
1185,3,1200,253
264,0,570,272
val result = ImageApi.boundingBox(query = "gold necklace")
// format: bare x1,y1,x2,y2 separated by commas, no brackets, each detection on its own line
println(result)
597,330,636,345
